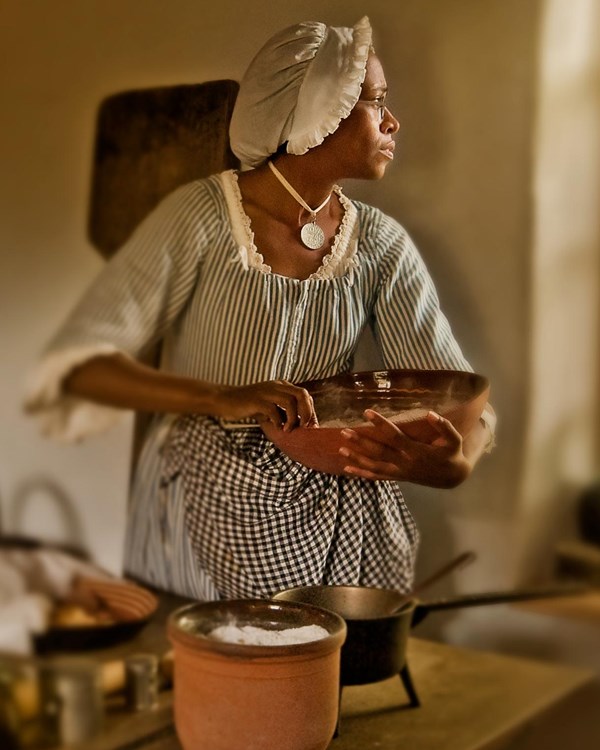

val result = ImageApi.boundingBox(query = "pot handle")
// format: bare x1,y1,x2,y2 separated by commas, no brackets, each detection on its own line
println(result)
415,581,589,615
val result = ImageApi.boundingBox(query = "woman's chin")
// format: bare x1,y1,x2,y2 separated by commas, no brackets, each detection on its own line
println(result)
369,163,392,181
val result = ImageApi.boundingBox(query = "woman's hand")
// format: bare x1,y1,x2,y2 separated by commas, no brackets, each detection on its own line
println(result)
214,380,318,431
339,409,476,488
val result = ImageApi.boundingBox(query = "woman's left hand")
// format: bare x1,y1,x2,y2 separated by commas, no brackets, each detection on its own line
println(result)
339,409,473,488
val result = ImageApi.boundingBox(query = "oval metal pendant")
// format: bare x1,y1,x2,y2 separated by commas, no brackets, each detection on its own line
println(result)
301,222,325,250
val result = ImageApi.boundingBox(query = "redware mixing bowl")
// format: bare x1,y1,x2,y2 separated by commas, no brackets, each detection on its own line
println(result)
261,368,489,475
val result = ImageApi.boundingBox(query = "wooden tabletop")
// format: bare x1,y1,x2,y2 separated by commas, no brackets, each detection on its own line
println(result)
335,638,592,750
31,593,594,750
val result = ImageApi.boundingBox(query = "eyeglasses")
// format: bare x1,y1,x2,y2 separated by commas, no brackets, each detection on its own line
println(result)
359,95,388,122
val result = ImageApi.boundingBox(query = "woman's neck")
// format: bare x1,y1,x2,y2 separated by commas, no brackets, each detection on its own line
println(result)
238,155,338,226
268,154,336,209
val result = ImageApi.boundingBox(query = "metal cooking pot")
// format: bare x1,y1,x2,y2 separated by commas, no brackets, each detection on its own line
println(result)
273,582,586,691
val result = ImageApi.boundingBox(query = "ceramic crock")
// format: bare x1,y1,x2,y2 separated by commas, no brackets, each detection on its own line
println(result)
168,599,347,750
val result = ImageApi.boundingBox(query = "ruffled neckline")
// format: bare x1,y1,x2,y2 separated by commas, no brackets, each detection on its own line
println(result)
221,170,358,280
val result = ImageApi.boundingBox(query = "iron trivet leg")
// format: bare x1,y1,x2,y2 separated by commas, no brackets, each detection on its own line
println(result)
333,685,343,738
399,664,420,707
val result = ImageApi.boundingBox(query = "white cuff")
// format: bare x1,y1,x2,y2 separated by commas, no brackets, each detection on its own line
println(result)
23,344,127,442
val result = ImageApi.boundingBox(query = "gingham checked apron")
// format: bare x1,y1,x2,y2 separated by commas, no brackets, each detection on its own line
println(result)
162,414,419,599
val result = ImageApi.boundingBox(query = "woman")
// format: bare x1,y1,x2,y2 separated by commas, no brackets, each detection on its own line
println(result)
26,18,494,601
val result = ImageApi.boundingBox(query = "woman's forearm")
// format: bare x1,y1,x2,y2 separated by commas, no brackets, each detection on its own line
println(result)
63,353,219,414
63,353,317,428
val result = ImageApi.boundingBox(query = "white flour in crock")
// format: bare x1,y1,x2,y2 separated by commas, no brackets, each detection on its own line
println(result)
208,623,329,646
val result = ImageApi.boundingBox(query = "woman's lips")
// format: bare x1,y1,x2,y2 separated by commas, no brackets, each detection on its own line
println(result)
380,142,395,159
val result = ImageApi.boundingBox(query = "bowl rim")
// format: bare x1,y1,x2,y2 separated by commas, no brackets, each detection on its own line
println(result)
276,367,490,433
273,585,418,622
33,577,159,653
167,599,347,659
302,366,488,389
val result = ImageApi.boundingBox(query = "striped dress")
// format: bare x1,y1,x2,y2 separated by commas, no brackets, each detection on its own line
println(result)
28,170,471,601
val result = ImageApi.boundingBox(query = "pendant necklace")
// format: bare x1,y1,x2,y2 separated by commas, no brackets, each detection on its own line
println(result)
268,161,332,250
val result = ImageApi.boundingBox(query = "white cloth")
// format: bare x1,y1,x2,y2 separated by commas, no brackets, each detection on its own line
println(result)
229,17,372,167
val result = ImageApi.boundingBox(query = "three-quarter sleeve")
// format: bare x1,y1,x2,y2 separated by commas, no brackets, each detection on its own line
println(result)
370,215,471,372
365,210,495,449
25,180,215,441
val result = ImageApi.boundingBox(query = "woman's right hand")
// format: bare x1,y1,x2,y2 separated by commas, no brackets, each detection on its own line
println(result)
213,380,318,431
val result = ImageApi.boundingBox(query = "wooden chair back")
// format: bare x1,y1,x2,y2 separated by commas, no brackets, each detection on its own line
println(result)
87,79,240,472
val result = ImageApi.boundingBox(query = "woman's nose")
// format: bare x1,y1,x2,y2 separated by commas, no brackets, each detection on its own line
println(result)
382,108,399,134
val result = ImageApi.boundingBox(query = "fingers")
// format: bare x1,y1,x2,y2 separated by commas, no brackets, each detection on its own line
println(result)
339,427,407,480
426,411,462,447
342,409,412,455
365,408,462,449
255,382,317,431
362,409,410,446
339,443,401,481
257,402,287,429
272,393,301,431
291,386,318,428
220,380,317,430
341,427,406,462
338,410,464,483
274,383,316,431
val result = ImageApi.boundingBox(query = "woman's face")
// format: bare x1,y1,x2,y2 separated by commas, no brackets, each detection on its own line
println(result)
318,54,400,180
